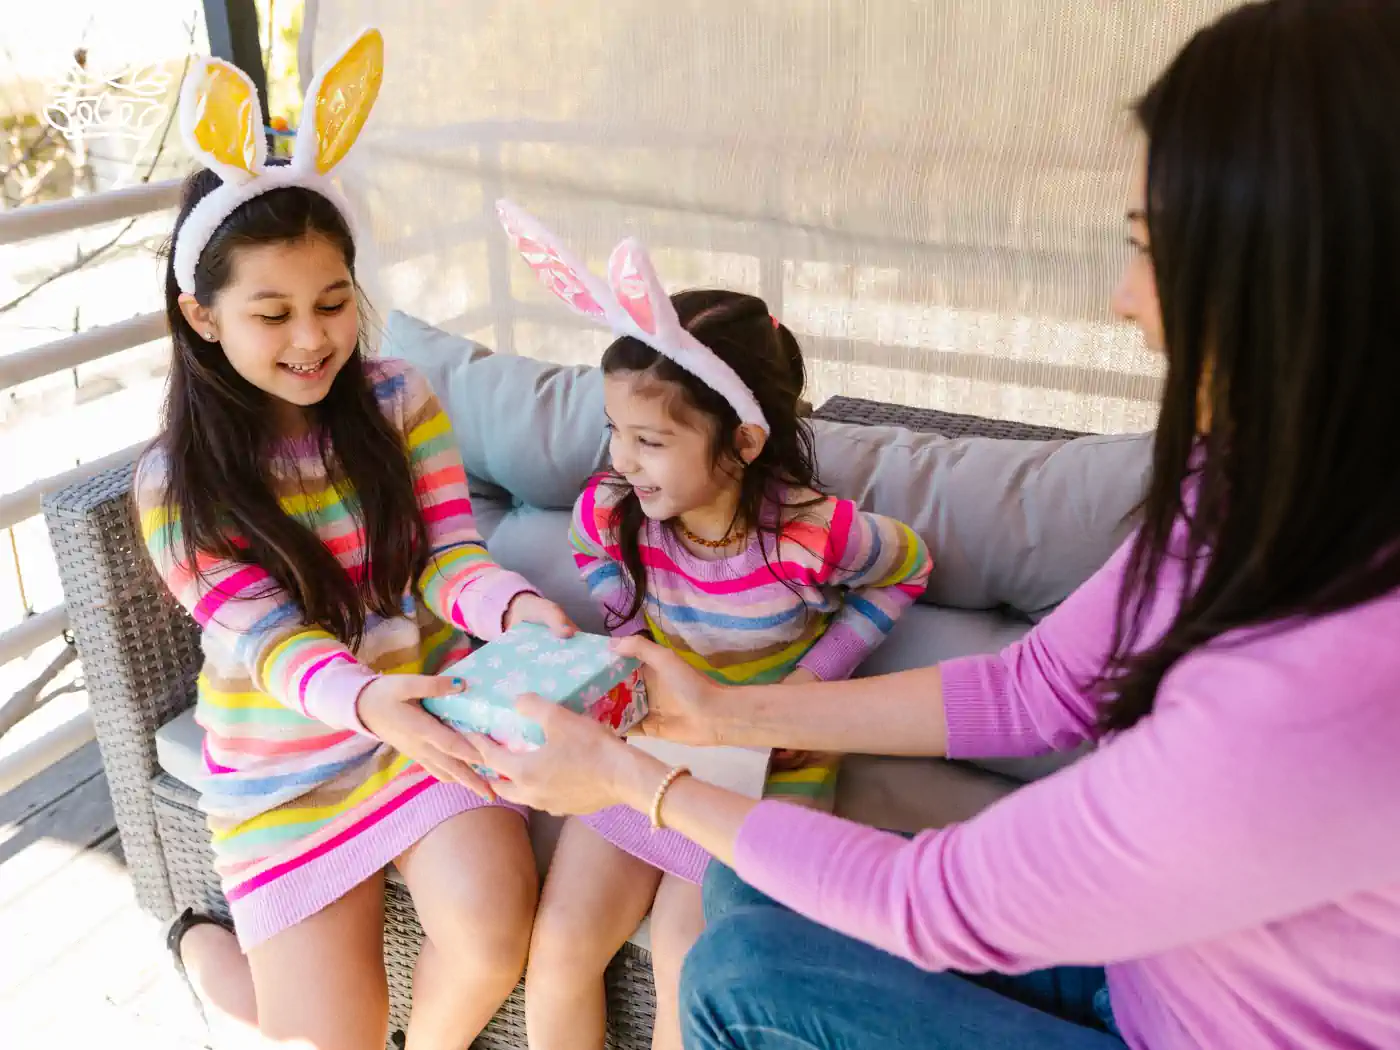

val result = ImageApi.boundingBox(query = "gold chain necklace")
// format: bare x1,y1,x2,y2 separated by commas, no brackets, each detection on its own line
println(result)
675,518,747,550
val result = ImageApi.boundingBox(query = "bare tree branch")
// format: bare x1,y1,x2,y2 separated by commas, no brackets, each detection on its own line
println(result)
0,643,78,740
0,125,57,181
0,217,140,314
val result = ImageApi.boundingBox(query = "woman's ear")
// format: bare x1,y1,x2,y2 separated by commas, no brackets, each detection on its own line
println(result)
178,293,218,342
735,422,768,465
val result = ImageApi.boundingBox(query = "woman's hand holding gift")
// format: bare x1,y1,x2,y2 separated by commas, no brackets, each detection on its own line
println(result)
469,694,658,816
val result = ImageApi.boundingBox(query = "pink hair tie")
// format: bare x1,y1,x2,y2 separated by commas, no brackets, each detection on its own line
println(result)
771,315,781,330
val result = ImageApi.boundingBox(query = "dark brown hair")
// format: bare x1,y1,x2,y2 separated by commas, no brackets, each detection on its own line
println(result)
1099,0,1400,731
153,164,428,647
600,289,822,628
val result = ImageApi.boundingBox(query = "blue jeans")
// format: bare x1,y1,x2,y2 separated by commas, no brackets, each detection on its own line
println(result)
682,864,1125,1050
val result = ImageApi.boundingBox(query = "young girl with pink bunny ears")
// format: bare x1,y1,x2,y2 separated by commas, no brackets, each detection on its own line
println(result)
496,202,933,1050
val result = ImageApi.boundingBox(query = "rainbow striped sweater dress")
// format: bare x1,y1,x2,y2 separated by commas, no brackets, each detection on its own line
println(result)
136,358,537,949
570,474,933,883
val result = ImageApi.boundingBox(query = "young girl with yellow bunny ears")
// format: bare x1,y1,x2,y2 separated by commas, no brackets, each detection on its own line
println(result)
142,30,569,1048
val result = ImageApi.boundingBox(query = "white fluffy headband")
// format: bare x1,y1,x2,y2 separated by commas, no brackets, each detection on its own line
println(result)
173,28,383,295
495,200,770,433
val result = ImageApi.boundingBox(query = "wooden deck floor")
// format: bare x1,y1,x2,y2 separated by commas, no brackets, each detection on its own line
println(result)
0,742,210,1048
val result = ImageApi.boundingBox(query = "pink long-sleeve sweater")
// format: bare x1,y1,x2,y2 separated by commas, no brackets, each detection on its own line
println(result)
734,537,1400,1050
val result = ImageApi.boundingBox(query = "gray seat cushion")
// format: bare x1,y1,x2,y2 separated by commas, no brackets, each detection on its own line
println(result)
154,705,207,791
808,419,1149,617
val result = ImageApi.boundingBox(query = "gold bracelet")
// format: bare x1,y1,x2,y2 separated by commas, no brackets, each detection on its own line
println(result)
649,766,691,830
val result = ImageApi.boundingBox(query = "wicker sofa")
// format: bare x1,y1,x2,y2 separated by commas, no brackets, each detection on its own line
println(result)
42,311,1153,1048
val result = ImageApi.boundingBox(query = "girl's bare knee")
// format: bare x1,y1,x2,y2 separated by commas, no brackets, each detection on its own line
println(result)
527,894,619,983
431,871,536,983
247,875,389,1048
400,809,538,984
528,821,662,989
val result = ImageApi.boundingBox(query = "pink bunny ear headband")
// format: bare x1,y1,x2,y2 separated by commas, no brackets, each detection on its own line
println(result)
495,199,770,433
173,28,383,295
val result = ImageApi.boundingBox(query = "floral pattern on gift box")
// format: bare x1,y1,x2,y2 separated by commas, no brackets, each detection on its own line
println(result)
596,679,647,730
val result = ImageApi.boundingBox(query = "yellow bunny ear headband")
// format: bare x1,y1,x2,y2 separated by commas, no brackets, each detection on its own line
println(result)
173,27,383,295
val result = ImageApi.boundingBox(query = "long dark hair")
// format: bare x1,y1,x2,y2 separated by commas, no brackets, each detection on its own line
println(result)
601,289,821,627
153,165,428,648
1099,0,1400,732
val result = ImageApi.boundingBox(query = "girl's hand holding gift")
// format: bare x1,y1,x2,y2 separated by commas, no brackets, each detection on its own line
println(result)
503,592,577,638
356,675,494,798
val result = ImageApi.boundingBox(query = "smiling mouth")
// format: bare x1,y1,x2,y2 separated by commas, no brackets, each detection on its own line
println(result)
279,355,331,378
633,485,660,498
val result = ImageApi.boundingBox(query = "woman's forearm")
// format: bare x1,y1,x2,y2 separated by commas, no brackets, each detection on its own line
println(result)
613,748,757,867
714,664,948,757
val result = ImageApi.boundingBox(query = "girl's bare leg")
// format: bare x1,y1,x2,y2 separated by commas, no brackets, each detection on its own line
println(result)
647,874,706,1050
525,818,662,1050
246,871,390,1050
174,921,262,1048
395,807,539,1049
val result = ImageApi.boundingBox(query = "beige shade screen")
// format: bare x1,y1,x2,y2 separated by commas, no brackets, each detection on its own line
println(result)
305,1,1242,434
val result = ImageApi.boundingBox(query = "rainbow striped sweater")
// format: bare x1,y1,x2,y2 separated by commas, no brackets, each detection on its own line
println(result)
135,357,536,947
571,475,933,684
570,475,932,882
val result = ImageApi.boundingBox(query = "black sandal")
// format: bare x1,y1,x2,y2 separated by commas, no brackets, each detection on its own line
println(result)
164,906,234,982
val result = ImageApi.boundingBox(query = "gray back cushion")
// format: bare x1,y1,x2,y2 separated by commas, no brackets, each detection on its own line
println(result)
811,421,1149,616
386,312,610,509
383,310,1151,617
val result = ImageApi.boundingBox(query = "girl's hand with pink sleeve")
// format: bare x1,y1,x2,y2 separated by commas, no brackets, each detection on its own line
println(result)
503,592,577,638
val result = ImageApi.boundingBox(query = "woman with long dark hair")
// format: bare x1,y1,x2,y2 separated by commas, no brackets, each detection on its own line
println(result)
465,2,1400,1046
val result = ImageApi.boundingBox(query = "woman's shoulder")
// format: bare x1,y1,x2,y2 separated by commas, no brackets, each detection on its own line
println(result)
1173,585,1400,722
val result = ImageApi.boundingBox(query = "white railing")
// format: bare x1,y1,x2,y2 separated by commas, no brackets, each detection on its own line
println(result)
0,179,182,791
0,180,183,247
0,439,153,534
0,311,167,394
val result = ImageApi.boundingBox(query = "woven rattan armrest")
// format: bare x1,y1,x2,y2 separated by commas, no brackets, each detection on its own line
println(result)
43,459,202,915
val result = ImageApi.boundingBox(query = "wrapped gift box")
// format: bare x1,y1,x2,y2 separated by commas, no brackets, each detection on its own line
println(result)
423,623,648,758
